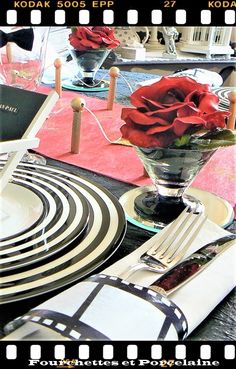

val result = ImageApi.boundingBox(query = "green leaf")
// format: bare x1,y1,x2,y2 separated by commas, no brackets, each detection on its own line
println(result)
173,135,191,147
190,129,236,149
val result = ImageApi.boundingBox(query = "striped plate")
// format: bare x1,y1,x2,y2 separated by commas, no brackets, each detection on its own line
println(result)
0,162,126,304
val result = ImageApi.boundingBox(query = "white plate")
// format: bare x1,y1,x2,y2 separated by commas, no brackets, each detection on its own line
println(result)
0,183,44,240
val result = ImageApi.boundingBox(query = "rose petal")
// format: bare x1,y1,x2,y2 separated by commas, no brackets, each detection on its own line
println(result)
145,104,186,124
120,125,177,148
120,125,163,147
198,92,219,113
80,39,101,49
146,102,192,114
203,111,230,129
141,96,164,110
121,108,136,121
146,124,173,135
185,90,220,113
84,27,99,38
177,104,201,118
69,34,84,50
173,116,206,136
130,110,170,125
144,112,170,125
130,76,211,109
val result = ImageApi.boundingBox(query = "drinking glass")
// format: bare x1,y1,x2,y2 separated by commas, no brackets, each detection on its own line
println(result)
0,27,49,90
0,27,50,164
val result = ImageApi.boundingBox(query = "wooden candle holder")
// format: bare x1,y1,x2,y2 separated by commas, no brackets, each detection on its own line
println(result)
54,58,62,98
107,66,120,111
71,97,86,154
6,42,13,63
227,91,236,130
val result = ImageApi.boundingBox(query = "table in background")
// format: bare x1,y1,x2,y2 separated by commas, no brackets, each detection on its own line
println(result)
112,54,236,87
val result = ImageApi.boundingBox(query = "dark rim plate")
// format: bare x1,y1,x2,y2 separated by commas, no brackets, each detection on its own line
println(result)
0,164,90,272
212,87,235,106
0,162,126,304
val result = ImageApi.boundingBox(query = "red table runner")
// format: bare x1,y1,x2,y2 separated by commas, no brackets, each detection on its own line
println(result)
36,87,236,216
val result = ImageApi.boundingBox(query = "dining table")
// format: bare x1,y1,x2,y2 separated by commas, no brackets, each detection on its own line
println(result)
0,69,235,342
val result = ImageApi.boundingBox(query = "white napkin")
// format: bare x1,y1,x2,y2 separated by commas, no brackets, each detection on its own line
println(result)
2,219,236,340
103,219,236,334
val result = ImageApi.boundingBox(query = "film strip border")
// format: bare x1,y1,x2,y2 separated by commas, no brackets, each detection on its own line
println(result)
0,342,235,367
0,6,235,26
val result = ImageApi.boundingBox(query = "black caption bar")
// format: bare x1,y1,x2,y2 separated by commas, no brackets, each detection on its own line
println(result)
0,0,235,25
0,341,235,368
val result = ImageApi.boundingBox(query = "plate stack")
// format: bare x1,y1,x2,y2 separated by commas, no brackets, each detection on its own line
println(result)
0,162,126,304
212,86,235,111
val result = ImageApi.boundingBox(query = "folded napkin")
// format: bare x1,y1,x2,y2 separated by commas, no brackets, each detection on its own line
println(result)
104,220,236,335
2,219,235,341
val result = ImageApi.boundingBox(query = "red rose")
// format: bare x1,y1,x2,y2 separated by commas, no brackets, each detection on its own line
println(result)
69,26,120,50
120,76,230,148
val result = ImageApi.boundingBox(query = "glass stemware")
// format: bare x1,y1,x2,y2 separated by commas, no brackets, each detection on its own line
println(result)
134,146,216,228
69,48,111,89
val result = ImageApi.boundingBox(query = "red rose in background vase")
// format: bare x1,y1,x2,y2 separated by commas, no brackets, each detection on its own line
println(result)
120,76,230,148
69,26,120,51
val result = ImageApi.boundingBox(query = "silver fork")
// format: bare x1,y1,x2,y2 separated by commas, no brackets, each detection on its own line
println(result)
119,208,207,280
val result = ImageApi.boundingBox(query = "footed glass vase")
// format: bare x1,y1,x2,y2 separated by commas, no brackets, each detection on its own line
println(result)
134,146,216,228
69,48,110,88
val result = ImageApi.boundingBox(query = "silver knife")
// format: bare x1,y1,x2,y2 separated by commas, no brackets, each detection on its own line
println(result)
149,235,236,296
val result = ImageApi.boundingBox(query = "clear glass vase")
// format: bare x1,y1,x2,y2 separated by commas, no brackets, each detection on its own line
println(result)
134,146,216,228
69,48,110,87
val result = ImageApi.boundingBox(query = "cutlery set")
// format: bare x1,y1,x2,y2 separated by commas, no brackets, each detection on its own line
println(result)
119,208,207,279
119,208,236,296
